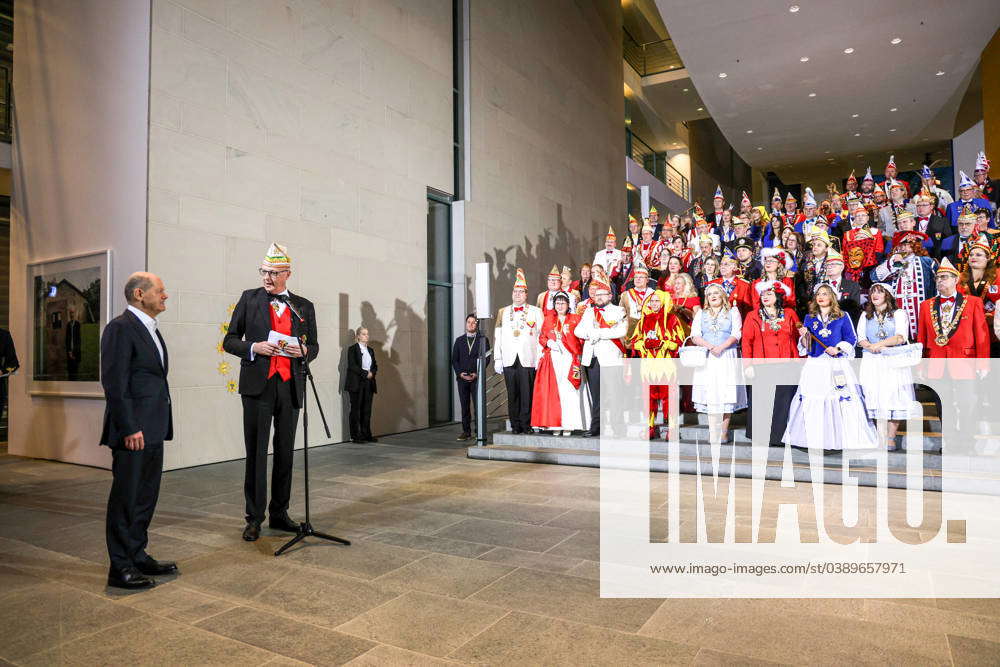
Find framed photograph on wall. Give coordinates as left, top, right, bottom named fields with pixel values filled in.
left=26, top=250, right=112, bottom=397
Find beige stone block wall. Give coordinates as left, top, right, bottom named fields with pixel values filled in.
left=464, top=0, right=624, bottom=309
left=149, top=0, right=452, bottom=470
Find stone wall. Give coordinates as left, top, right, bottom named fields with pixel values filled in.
left=148, top=0, right=453, bottom=469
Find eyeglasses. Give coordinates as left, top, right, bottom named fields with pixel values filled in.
left=259, top=269, right=289, bottom=279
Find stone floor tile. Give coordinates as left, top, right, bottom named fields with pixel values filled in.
left=434, top=518, right=575, bottom=552
left=375, top=553, right=515, bottom=598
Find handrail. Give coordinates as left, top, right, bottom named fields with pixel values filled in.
left=623, top=28, right=683, bottom=77
left=626, top=128, right=690, bottom=201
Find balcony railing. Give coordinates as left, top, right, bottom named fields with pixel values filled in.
left=626, top=128, right=690, bottom=201
left=623, top=28, right=683, bottom=77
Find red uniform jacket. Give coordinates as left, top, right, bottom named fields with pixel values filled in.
left=706, top=277, right=754, bottom=318
left=741, top=308, right=802, bottom=360
left=916, top=293, right=989, bottom=379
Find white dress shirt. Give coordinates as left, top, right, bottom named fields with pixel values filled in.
left=249, top=289, right=290, bottom=360
left=359, top=343, right=372, bottom=371
left=127, top=305, right=164, bottom=367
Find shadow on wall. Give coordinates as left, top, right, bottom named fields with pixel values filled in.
left=476, top=203, right=601, bottom=315
left=337, top=293, right=420, bottom=439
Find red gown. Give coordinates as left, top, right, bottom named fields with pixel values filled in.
left=916, top=293, right=989, bottom=379
left=705, top=277, right=754, bottom=318
left=750, top=276, right=797, bottom=310
left=530, top=312, right=583, bottom=428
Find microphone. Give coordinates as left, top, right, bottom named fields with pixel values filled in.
left=285, top=299, right=305, bottom=323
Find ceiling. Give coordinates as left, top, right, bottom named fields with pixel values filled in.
left=654, top=0, right=1000, bottom=178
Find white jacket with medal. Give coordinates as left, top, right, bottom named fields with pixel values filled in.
left=493, top=303, right=543, bottom=373
left=574, top=303, right=627, bottom=366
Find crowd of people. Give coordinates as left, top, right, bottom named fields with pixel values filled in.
left=489, top=152, right=1000, bottom=450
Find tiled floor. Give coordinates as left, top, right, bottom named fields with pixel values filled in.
left=1, top=428, right=999, bottom=665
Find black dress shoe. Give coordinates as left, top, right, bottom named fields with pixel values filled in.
left=108, top=567, right=155, bottom=590
left=268, top=513, right=300, bottom=533
left=242, top=521, right=261, bottom=541
left=351, top=438, right=364, bottom=444
left=136, top=558, right=178, bottom=576
left=456, top=433, right=471, bottom=441
left=581, top=430, right=600, bottom=438
left=366, top=436, right=378, bottom=443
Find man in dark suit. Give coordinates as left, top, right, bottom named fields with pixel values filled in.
left=451, top=314, right=490, bottom=441
left=0, top=328, right=19, bottom=435
left=100, top=272, right=174, bottom=590
left=912, top=194, right=951, bottom=258
left=820, top=252, right=863, bottom=325
left=65, top=307, right=82, bottom=380
left=223, top=243, right=318, bottom=542
left=345, top=327, right=378, bottom=443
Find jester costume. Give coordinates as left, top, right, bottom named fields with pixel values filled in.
left=628, top=291, right=686, bottom=439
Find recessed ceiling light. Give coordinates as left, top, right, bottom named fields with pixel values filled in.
left=890, top=37, right=902, bottom=45
left=857, top=154, right=864, bottom=158
left=844, top=47, right=854, bottom=54
left=808, top=92, right=817, bottom=97
left=889, top=128, right=896, bottom=132
left=800, top=56, right=810, bottom=62
left=851, top=113, right=859, bottom=118
left=746, top=130, right=754, bottom=134
left=682, top=88, right=689, bottom=91
left=908, top=162, right=914, bottom=165
left=824, top=150, right=831, bottom=154
left=789, top=5, right=800, bottom=12
left=854, top=133, right=860, bottom=137
left=718, top=72, right=727, bottom=78
left=935, top=70, right=945, bottom=76
left=696, top=107, right=703, bottom=111
left=757, top=147, right=763, bottom=150
left=890, top=107, right=898, bottom=112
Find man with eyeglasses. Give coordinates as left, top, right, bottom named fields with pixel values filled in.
left=223, top=243, right=318, bottom=542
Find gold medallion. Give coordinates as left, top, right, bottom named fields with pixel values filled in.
left=935, top=334, right=948, bottom=346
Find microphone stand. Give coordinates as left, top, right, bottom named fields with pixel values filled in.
left=275, top=299, right=350, bottom=557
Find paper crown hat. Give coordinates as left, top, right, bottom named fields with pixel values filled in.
left=714, top=185, right=724, bottom=199
left=976, top=151, right=991, bottom=173
left=920, top=164, right=934, bottom=180
left=605, top=225, right=617, bottom=241
left=513, top=268, right=528, bottom=290
left=825, top=248, right=844, bottom=264
left=803, top=187, right=817, bottom=207
left=862, top=166, right=874, bottom=183
left=886, top=155, right=896, bottom=170
left=895, top=209, right=915, bottom=221
left=846, top=170, right=858, bottom=186
left=262, top=242, right=291, bottom=270
left=959, top=170, right=976, bottom=189
left=547, top=264, right=560, bottom=280
left=957, top=204, right=979, bottom=223
left=561, top=265, right=572, bottom=281
left=772, top=187, right=782, bottom=201
left=741, top=191, right=751, bottom=208
left=590, top=275, right=612, bottom=293
left=649, top=205, right=658, bottom=214
left=937, top=257, right=960, bottom=277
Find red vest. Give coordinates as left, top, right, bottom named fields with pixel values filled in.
left=268, top=305, right=292, bottom=382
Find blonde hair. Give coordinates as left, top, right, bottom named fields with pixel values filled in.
left=808, top=285, right=844, bottom=318
left=702, top=283, right=733, bottom=312
left=674, top=272, right=697, bottom=298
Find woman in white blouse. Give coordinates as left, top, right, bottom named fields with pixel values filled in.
left=856, top=283, right=914, bottom=451
left=690, top=283, right=747, bottom=443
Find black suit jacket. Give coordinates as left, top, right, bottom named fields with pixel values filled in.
left=0, top=328, right=18, bottom=373
left=223, top=288, right=319, bottom=407
left=100, top=310, right=172, bottom=448
left=451, top=333, right=490, bottom=377
left=919, top=214, right=951, bottom=258
left=345, top=343, right=377, bottom=393
left=834, top=279, right=863, bottom=324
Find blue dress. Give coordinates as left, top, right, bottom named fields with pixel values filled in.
left=782, top=313, right=878, bottom=450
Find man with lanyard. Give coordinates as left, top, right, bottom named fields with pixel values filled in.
left=919, top=164, right=953, bottom=214
left=973, top=151, right=999, bottom=212
left=710, top=185, right=726, bottom=227
left=574, top=276, right=626, bottom=437
left=619, top=261, right=659, bottom=351
left=917, top=258, right=990, bottom=430
left=592, top=226, right=623, bottom=273
left=494, top=269, right=542, bottom=435
left=947, top=171, right=993, bottom=228
left=871, top=229, right=938, bottom=340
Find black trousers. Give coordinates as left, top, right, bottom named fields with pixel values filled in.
left=106, top=441, right=163, bottom=572
left=241, top=375, right=298, bottom=524
left=349, top=378, right=375, bottom=440
left=585, top=359, right=601, bottom=433
left=503, top=359, right=535, bottom=432
left=457, top=377, right=475, bottom=434
left=745, top=385, right=798, bottom=445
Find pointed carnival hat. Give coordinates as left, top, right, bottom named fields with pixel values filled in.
left=975, top=151, right=990, bottom=174
left=920, top=164, right=934, bottom=180
left=886, top=155, right=896, bottom=171
left=641, top=218, right=654, bottom=234
left=513, top=267, right=528, bottom=290
left=262, top=242, right=291, bottom=270
left=605, top=225, right=617, bottom=242
left=590, top=274, right=612, bottom=294
left=825, top=248, right=844, bottom=265
left=862, top=166, right=874, bottom=183
left=803, top=187, right=817, bottom=208
left=547, top=264, right=560, bottom=280
left=771, top=187, right=782, bottom=202
left=741, top=191, right=751, bottom=208
left=633, top=259, right=649, bottom=276
left=649, top=205, right=659, bottom=215
left=714, top=184, right=724, bottom=200
left=561, top=265, right=572, bottom=283
left=785, top=191, right=797, bottom=203
left=968, top=238, right=993, bottom=257
left=628, top=214, right=639, bottom=227
left=937, top=257, right=960, bottom=277
left=959, top=171, right=976, bottom=189
left=846, top=170, right=858, bottom=187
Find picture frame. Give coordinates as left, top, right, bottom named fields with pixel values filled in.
left=26, top=250, right=112, bottom=398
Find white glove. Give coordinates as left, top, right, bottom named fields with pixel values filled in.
left=494, top=360, right=503, bottom=375
left=547, top=340, right=560, bottom=352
